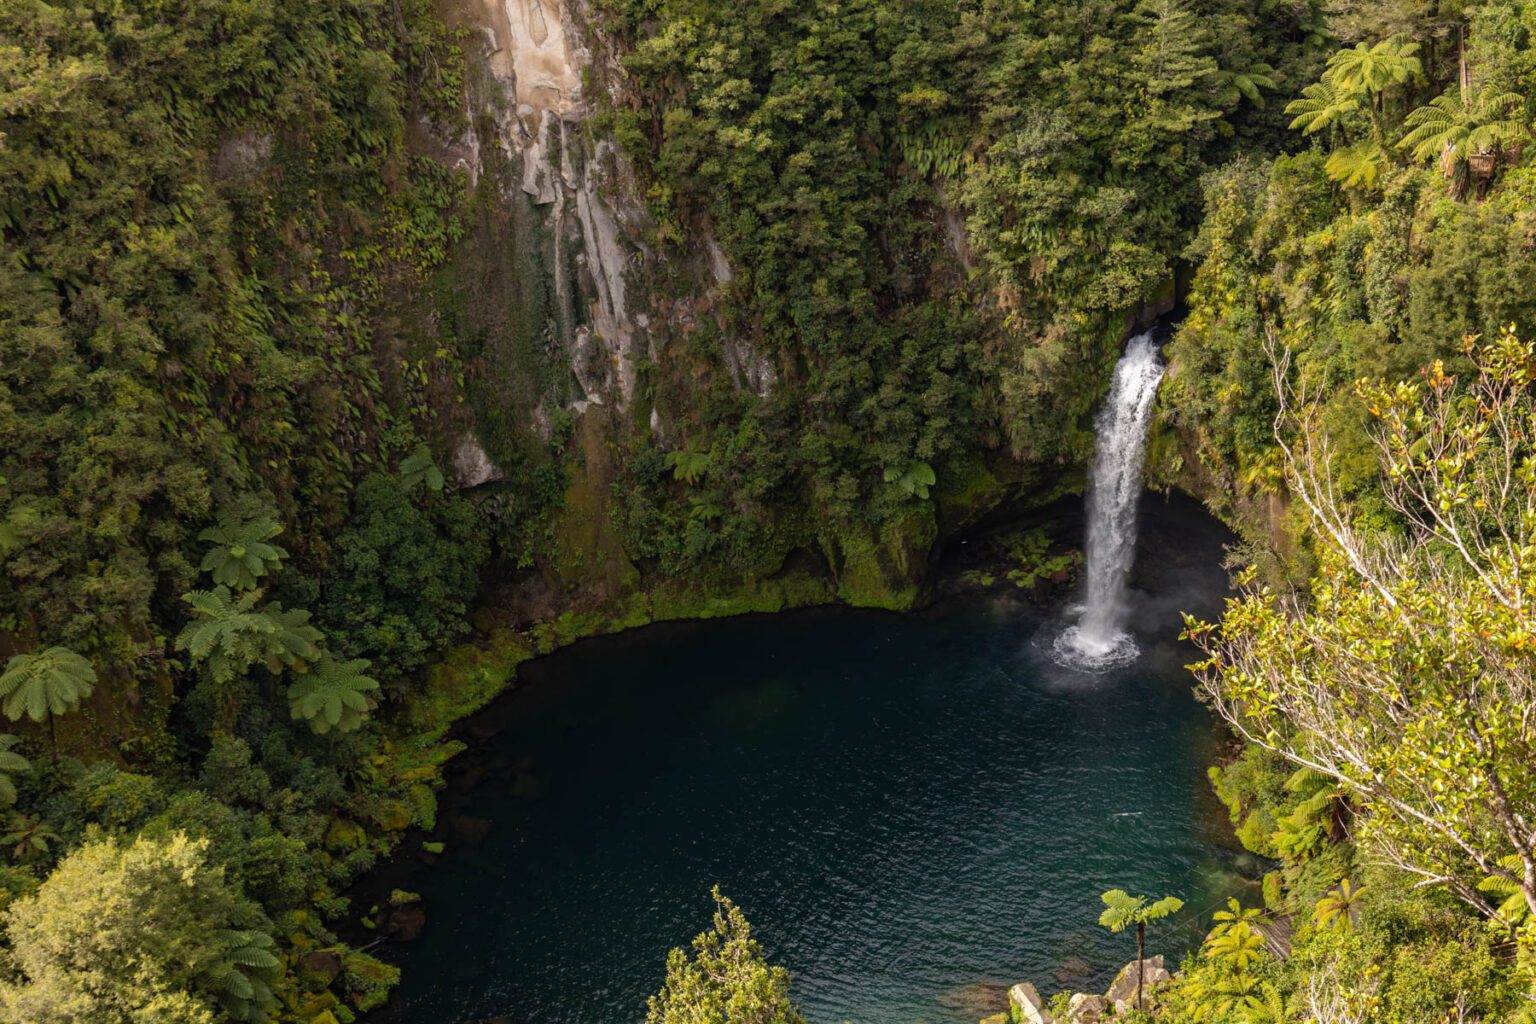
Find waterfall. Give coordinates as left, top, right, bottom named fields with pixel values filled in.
left=1053, top=330, right=1165, bottom=671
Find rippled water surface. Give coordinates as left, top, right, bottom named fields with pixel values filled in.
left=387, top=495, right=1244, bottom=1024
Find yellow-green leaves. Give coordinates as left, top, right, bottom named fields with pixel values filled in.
left=1189, top=329, right=1536, bottom=924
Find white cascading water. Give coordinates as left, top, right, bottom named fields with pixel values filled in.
left=1053, top=330, right=1165, bottom=671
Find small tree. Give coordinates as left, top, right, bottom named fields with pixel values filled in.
left=0, top=832, right=278, bottom=1023
left=647, top=886, right=806, bottom=1024
left=0, top=647, right=95, bottom=755
left=1098, top=889, right=1184, bottom=1010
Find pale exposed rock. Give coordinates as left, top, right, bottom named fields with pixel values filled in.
left=1104, top=956, right=1170, bottom=1014
left=1063, top=992, right=1104, bottom=1024
left=476, top=0, right=583, bottom=115
left=453, top=434, right=505, bottom=489
left=707, top=236, right=735, bottom=284
left=722, top=334, right=776, bottom=399
left=214, top=131, right=272, bottom=183
left=463, top=0, right=654, bottom=412
left=1009, top=981, right=1053, bottom=1024
left=520, top=110, right=561, bottom=204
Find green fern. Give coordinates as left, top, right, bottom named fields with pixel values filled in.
left=1314, top=878, right=1364, bottom=931
left=0, top=647, right=95, bottom=724
left=1203, top=919, right=1266, bottom=971
left=176, top=587, right=323, bottom=685
left=400, top=446, right=445, bottom=493
left=884, top=460, right=937, bottom=500
left=665, top=449, right=712, bottom=486
left=0, top=736, right=30, bottom=806
left=1399, top=86, right=1528, bottom=191
left=1325, top=38, right=1421, bottom=95
left=1286, top=79, right=1358, bottom=135
left=197, top=514, right=288, bottom=590
left=198, top=929, right=280, bottom=1022
left=288, top=656, right=381, bottom=734
left=1324, top=141, right=1391, bottom=189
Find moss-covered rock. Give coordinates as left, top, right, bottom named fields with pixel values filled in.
left=823, top=506, right=938, bottom=611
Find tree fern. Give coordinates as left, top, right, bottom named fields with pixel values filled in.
left=884, top=460, right=936, bottom=500
left=1399, top=87, right=1528, bottom=190
left=1325, top=38, right=1421, bottom=96
left=400, top=445, right=445, bottom=493
left=0, top=736, right=30, bottom=806
left=288, top=656, right=381, bottom=734
left=1286, top=79, right=1358, bottom=135
left=1324, top=141, right=1391, bottom=189
left=176, top=587, right=323, bottom=685
left=0, top=647, right=95, bottom=724
left=1314, top=878, right=1364, bottom=931
left=1207, top=897, right=1262, bottom=942
left=1214, top=62, right=1278, bottom=108
left=664, top=448, right=712, bottom=486
left=1477, top=855, right=1531, bottom=931
left=1204, top=919, right=1266, bottom=970
left=197, top=515, right=287, bottom=590
left=197, top=929, right=280, bottom=1022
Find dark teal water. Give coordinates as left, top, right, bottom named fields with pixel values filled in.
left=386, top=495, right=1245, bottom=1024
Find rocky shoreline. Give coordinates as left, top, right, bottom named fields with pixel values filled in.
left=988, top=956, right=1173, bottom=1024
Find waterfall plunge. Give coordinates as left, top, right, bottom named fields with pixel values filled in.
left=1053, top=331, right=1165, bottom=671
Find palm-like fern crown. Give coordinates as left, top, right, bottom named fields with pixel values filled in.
left=1476, top=857, right=1530, bottom=927
left=1286, top=38, right=1422, bottom=143
left=1286, top=79, right=1359, bottom=134
left=1098, top=889, right=1185, bottom=931
left=1325, top=38, right=1422, bottom=95
left=288, top=656, right=381, bottom=734
left=1400, top=87, right=1529, bottom=164
left=0, top=735, right=30, bottom=806
left=198, top=515, right=287, bottom=591
left=0, top=647, right=96, bottom=723
left=197, top=929, right=281, bottom=1022
left=399, top=446, right=445, bottom=493
left=1217, top=62, right=1278, bottom=108
left=176, top=587, right=323, bottom=684
left=1324, top=141, right=1391, bottom=189
left=1203, top=917, right=1265, bottom=969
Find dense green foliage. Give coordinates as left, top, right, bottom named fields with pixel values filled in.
left=0, top=832, right=279, bottom=1024
left=9, top=0, right=1536, bottom=1018
left=1140, top=3, right=1536, bottom=1018
left=0, top=1, right=484, bottom=1019
left=601, top=0, right=1319, bottom=580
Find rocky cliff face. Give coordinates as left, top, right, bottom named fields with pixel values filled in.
left=416, top=0, right=995, bottom=617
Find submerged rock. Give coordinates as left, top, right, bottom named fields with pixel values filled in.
left=1009, top=981, right=1053, bottom=1024
left=382, top=901, right=428, bottom=942
left=449, top=813, right=493, bottom=844
left=1104, top=956, right=1170, bottom=1013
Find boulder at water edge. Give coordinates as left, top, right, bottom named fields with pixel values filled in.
left=1063, top=992, right=1105, bottom=1024
left=1104, top=956, right=1170, bottom=1014
left=1009, top=981, right=1053, bottom=1024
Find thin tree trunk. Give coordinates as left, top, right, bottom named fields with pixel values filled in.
left=1136, top=921, right=1145, bottom=1010
left=1459, top=25, right=1470, bottom=100
left=48, top=712, right=56, bottom=763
